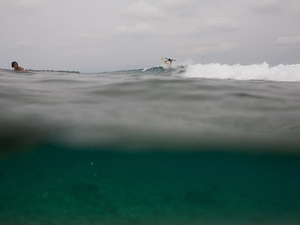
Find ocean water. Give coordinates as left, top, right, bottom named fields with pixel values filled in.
left=1, top=63, right=300, bottom=224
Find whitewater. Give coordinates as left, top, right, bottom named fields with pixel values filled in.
left=184, top=62, right=300, bottom=82
left=1, top=62, right=300, bottom=225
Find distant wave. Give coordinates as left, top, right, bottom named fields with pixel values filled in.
left=184, top=62, right=300, bottom=82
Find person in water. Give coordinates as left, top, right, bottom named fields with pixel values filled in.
left=11, top=61, right=25, bottom=71
left=165, top=58, right=176, bottom=66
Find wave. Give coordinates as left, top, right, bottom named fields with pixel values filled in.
left=114, top=62, right=300, bottom=82
left=3, top=62, right=300, bottom=83
left=99, top=65, right=186, bottom=78
left=184, top=62, right=300, bottom=82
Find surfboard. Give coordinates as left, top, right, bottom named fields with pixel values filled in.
left=161, top=57, right=170, bottom=66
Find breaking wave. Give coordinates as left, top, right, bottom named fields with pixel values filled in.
left=183, top=62, right=300, bottom=82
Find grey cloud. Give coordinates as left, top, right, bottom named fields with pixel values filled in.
left=205, top=17, right=240, bottom=31
left=284, top=1, right=300, bottom=17
left=243, top=0, right=280, bottom=14
left=1, top=0, right=300, bottom=71
left=9, top=40, right=33, bottom=49
left=122, top=1, right=163, bottom=19
left=71, top=33, right=109, bottom=40
left=114, top=23, right=158, bottom=38
left=14, top=0, right=41, bottom=13
left=161, top=0, right=198, bottom=17
left=163, top=16, right=240, bottom=37
left=276, top=35, right=300, bottom=46
left=178, top=42, right=238, bottom=56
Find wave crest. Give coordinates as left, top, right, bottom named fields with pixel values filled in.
left=184, top=62, right=300, bottom=82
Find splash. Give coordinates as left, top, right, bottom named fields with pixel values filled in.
left=184, top=62, right=300, bottom=82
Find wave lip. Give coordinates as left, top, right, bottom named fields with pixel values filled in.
left=184, top=62, right=300, bottom=82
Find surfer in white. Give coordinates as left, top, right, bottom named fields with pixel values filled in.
left=11, top=61, right=25, bottom=72
left=165, top=58, right=176, bottom=66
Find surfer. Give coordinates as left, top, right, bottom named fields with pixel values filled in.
left=11, top=61, right=25, bottom=72
left=165, top=58, right=176, bottom=66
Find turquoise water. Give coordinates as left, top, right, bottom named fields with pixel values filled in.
left=1, top=65, right=300, bottom=224
left=1, top=146, right=300, bottom=225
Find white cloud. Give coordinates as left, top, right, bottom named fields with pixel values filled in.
left=205, top=17, right=240, bottom=31
left=122, top=1, right=162, bottom=19
left=114, top=23, right=158, bottom=38
left=276, top=35, right=300, bottom=46
left=178, top=42, right=238, bottom=56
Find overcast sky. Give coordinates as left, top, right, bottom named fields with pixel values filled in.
left=1, top=0, right=300, bottom=72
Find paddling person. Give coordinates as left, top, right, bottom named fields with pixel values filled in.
left=11, top=61, right=25, bottom=72
left=165, top=57, right=176, bottom=66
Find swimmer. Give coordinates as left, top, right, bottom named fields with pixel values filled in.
left=11, top=61, right=25, bottom=72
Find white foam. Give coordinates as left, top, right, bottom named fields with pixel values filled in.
left=184, top=62, right=300, bottom=82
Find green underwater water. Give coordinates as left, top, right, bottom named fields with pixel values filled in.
left=1, top=146, right=300, bottom=225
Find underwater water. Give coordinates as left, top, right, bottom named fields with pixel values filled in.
left=1, top=63, right=300, bottom=224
